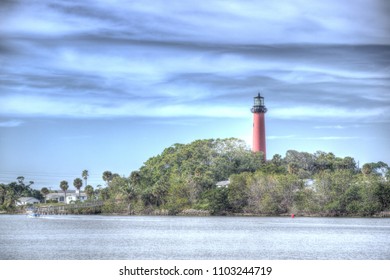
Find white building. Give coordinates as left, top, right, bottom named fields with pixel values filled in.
left=216, top=180, right=230, bottom=188
left=46, top=190, right=88, bottom=204
left=66, top=192, right=88, bottom=204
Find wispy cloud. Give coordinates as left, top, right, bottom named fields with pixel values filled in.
left=301, top=136, right=359, bottom=141
left=0, top=94, right=247, bottom=119
left=2, top=0, right=388, bottom=44
left=268, top=135, right=359, bottom=141
left=0, top=120, right=24, bottom=127
left=1, top=0, right=389, bottom=123
left=313, top=125, right=345, bottom=129
left=267, top=135, right=296, bottom=140
left=270, top=105, right=390, bottom=122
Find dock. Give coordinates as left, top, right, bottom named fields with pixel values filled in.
left=34, top=200, right=104, bottom=215
left=378, top=211, right=390, bottom=217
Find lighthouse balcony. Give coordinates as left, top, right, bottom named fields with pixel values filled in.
left=251, top=106, right=267, bottom=113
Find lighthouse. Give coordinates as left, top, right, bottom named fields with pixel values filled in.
left=251, top=93, right=267, bottom=159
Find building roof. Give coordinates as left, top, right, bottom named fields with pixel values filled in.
left=47, top=192, right=87, bottom=198
left=216, top=180, right=230, bottom=187
left=17, top=197, right=40, bottom=203
left=50, top=190, right=82, bottom=193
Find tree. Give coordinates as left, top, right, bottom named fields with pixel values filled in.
left=374, top=181, right=390, bottom=211
left=84, top=185, right=94, bottom=200
left=73, top=178, right=83, bottom=200
left=335, top=157, right=357, bottom=172
left=67, top=139, right=389, bottom=216
left=60, top=180, right=69, bottom=203
left=40, top=187, right=50, bottom=203
left=16, top=176, right=34, bottom=188
left=165, top=174, right=192, bottom=215
left=17, top=176, right=25, bottom=184
left=370, top=161, right=389, bottom=176
left=355, top=174, right=382, bottom=215
left=82, top=170, right=89, bottom=188
left=206, top=187, right=230, bottom=215
left=246, top=172, right=297, bottom=215
left=314, top=170, right=355, bottom=215
left=227, top=173, right=251, bottom=213
left=130, top=171, right=141, bottom=187
left=0, top=184, right=6, bottom=207
left=362, top=163, right=373, bottom=175
left=276, top=174, right=301, bottom=213
left=98, top=187, right=109, bottom=201
left=136, top=138, right=265, bottom=210
left=271, top=154, right=283, bottom=166
left=14, top=176, right=34, bottom=196
left=102, top=171, right=113, bottom=187
left=111, top=176, right=137, bottom=214
left=314, top=151, right=336, bottom=172
left=288, top=163, right=299, bottom=175
left=4, top=188, right=18, bottom=209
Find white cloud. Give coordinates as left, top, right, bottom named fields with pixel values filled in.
left=270, top=106, right=389, bottom=121
left=301, top=136, right=359, bottom=140
left=267, top=135, right=359, bottom=141
left=0, top=94, right=246, bottom=119
left=2, top=0, right=388, bottom=44
left=267, top=135, right=296, bottom=140
left=0, top=120, right=24, bottom=127
left=1, top=0, right=389, bottom=124
left=314, top=125, right=345, bottom=129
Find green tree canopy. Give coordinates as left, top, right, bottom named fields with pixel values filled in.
left=60, top=180, right=69, bottom=202
left=73, top=178, right=83, bottom=199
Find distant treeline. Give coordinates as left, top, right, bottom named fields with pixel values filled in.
left=1, top=138, right=389, bottom=216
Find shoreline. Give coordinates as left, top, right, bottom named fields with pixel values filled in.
left=3, top=210, right=389, bottom=218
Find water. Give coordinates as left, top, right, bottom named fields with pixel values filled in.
left=0, top=215, right=389, bottom=260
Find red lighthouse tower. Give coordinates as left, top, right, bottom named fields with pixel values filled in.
left=251, top=93, right=267, bottom=159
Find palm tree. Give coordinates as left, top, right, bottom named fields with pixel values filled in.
left=121, top=183, right=136, bottom=214
left=40, top=187, right=50, bottom=203
left=60, top=180, right=69, bottom=204
left=102, top=171, right=113, bottom=187
left=73, top=178, right=83, bottom=200
left=84, top=185, right=94, bottom=200
left=82, top=170, right=89, bottom=188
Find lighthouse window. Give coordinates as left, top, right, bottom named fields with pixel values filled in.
left=254, top=97, right=264, bottom=106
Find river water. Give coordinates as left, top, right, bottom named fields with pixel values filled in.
left=0, top=215, right=389, bottom=260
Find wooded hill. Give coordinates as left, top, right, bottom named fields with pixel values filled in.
left=2, top=138, right=389, bottom=216
left=100, top=138, right=390, bottom=216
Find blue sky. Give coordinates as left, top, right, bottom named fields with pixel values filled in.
left=1, top=0, right=389, bottom=189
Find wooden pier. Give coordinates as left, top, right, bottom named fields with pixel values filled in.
left=378, top=211, right=390, bottom=217
left=35, top=200, right=104, bottom=215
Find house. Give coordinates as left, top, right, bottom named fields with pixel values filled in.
left=216, top=180, right=230, bottom=188
left=66, top=192, right=88, bottom=204
left=16, top=197, right=40, bottom=206
left=46, top=190, right=88, bottom=204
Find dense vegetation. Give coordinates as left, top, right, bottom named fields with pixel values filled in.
left=0, top=177, right=42, bottom=212
left=1, top=138, right=389, bottom=216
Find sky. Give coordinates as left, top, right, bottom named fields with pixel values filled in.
left=1, top=0, right=389, bottom=190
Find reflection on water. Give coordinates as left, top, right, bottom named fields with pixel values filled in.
left=0, top=215, right=389, bottom=260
